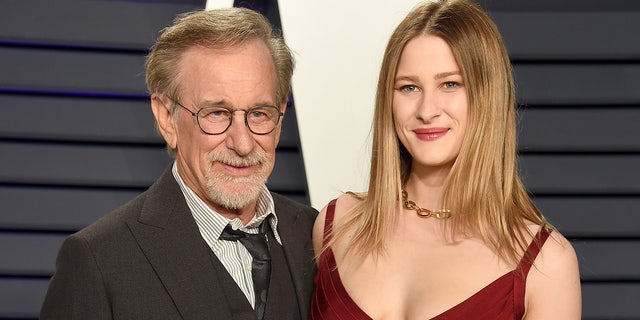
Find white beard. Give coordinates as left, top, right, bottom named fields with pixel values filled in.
left=204, top=148, right=271, bottom=209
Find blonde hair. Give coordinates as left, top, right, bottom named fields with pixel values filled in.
left=332, top=0, right=549, bottom=266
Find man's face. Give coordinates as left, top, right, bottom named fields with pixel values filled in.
left=155, top=39, right=284, bottom=217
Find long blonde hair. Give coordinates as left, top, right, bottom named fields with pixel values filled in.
left=331, top=0, right=549, bottom=266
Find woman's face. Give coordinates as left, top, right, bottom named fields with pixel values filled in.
left=393, top=34, right=468, bottom=172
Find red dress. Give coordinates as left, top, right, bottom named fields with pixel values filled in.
left=311, top=199, right=551, bottom=320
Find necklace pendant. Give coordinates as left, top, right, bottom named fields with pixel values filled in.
left=401, top=189, right=451, bottom=220
left=416, top=208, right=433, bottom=218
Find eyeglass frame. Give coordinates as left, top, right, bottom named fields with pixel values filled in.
left=169, top=98, right=284, bottom=135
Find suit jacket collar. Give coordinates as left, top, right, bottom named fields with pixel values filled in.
left=127, top=168, right=312, bottom=319
left=127, top=168, right=233, bottom=319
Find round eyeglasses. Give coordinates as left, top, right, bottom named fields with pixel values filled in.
left=172, top=99, right=283, bottom=135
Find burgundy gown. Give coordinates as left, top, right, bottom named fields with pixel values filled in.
left=311, top=199, right=551, bottom=320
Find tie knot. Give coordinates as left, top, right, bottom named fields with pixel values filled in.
left=220, top=223, right=270, bottom=262
left=219, top=225, right=251, bottom=240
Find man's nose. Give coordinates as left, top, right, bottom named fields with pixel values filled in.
left=224, top=111, right=256, bottom=156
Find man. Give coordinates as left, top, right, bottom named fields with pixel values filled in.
left=40, top=8, right=317, bottom=320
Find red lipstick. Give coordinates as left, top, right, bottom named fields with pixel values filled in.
left=413, top=127, right=449, bottom=141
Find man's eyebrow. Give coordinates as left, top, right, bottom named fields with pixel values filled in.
left=199, top=99, right=278, bottom=108
left=197, top=99, right=227, bottom=107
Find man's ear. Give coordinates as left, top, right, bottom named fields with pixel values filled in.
left=150, top=94, right=178, bottom=150
left=274, top=101, right=288, bottom=145
left=279, top=101, right=288, bottom=115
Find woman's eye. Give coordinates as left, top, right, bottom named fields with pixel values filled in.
left=399, top=85, right=420, bottom=92
left=443, top=81, right=458, bottom=89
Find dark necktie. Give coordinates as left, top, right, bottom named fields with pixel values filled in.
left=219, top=221, right=271, bottom=320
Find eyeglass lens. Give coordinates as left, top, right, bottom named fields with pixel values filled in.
left=197, top=106, right=281, bottom=135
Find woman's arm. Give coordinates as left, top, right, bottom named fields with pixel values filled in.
left=524, top=231, right=582, bottom=319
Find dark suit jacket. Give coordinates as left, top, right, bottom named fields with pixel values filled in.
left=40, top=168, right=318, bottom=320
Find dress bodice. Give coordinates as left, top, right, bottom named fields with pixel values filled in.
left=310, top=199, right=551, bottom=320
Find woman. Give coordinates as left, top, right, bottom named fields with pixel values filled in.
left=310, top=0, right=581, bottom=319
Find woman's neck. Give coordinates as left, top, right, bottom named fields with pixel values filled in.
left=404, top=164, right=451, bottom=209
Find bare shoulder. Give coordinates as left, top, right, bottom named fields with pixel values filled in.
left=311, top=193, right=361, bottom=257
left=524, top=225, right=581, bottom=319
left=542, top=228, right=577, bottom=263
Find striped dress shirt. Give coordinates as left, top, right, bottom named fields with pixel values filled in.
left=171, top=163, right=281, bottom=308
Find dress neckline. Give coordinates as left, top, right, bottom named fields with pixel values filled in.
left=323, top=247, right=519, bottom=319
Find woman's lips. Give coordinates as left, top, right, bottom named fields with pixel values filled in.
left=413, top=127, right=449, bottom=141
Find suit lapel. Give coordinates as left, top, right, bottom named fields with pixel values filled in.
left=127, top=169, right=234, bottom=320
left=273, top=195, right=315, bottom=319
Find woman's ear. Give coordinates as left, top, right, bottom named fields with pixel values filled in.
left=150, top=94, right=178, bottom=150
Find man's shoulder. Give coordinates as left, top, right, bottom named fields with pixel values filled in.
left=272, top=192, right=318, bottom=215
left=71, top=190, right=149, bottom=242
left=271, top=193, right=318, bottom=229
left=74, top=168, right=178, bottom=242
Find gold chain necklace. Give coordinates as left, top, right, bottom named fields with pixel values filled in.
left=402, top=190, right=452, bottom=219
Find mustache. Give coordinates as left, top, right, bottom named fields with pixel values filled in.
left=207, top=150, right=267, bottom=167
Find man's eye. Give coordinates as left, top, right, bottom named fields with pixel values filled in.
left=201, top=108, right=230, bottom=120
left=249, top=110, right=268, bottom=119
left=210, top=110, right=228, bottom=116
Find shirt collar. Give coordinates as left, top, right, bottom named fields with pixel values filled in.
left=171, top=162, right=281, bottom=245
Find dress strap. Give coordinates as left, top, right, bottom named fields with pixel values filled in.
left=514, top=227, right=552, bottom=317
left=520, top=228, right=552, bottom=275
left=322, top=199, right=338, bottom=247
